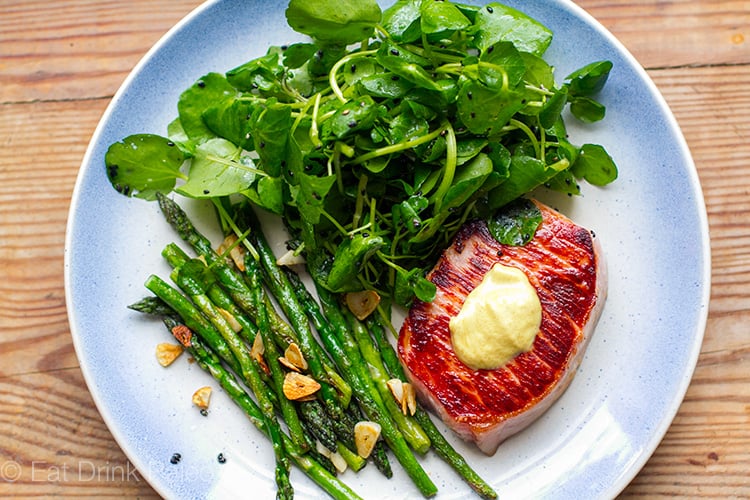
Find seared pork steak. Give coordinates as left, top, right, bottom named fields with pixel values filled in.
left=398, top=200, right=606, bottom=455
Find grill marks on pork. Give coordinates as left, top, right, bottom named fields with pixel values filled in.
left=398, top=201, right=604, bottom=454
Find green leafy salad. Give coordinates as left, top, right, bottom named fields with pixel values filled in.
left=106, top=0, right=617, bottom=309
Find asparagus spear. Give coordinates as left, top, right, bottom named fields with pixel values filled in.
left=158, top=314, right=363, bottom=500
left=368, top=312, right=498, bottom=500
left=238, top=205, right=351, bottom=419
left=344, top=309, right=431, bottom=455
left=156, top=193, right=350, bottom=401
left=316, top=286, right=438, bottom=498
left=284, top=267, right=393, bottom=478
left=142, top=275, right=293, bottom=498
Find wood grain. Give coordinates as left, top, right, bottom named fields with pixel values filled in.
left=1, top=0, right=748, bottom=497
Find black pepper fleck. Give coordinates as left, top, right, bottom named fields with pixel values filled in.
left=487, top=6, right=494, bottom=13
left=217, top=453, right=226, bottom=464
left=197, top=80, right=206, bottom=88
left=170, top=453, right=181, bottom=464
left=390, top=48, right=400, bottom=56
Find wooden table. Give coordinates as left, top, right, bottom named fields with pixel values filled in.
left=1, top=0, right=748, bottom=497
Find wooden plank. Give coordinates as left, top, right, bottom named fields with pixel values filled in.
left=0, top=0, right=204, bottom=102
left=578, top=0, right=750, bottom=68
left=0, top=99, right=106, bottom=377
left=0, top=368, right=159, bottom=497
left=1, top=0, right=748, bottom=104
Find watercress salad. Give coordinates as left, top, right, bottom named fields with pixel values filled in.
left=105, top=0, right=617, bottom=308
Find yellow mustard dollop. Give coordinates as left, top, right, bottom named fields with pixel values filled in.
left=449, top=263, right=542, bottom=370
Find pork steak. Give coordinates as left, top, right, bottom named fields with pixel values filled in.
left=398, top=200, right=606, bottom=455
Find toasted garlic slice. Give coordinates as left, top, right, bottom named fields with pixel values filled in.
left=170, top=325, right=193, bottom=347
left=403, top=382, right=417, bottom=416
left=276, top=249, right=306, bottom=267
left=284, top=343, right=308, bottom=371
left=345, top=290, right=381, bottom=320
left=387, top=378, right=417, bottom=415
left=283, top=372, right=321, bottom=401
left=315, top=441, right=348, bottom=474
left=354, top=421, right=381, bottom=458
left=251, top=334, right=270, bottom=375
left=387, top=378, right=404, bottom=405
left=278, top=356, right=300, bottom=372
left=218, top=234, right=246, bottom=271
left=217, top=307, right=242, bottom=333
left=156, top=343, right=183, bottom=367
left=192, top=386, right=212, bottom=410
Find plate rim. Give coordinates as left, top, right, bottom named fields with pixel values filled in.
left=63, top=0, right=712, bottom=497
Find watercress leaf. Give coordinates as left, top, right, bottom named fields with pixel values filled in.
left=243, top=175, right=284, bottom=215
left=389, top=107, right=430, bottom=145
left=307, top=45, right=348, bottom=77
left=344, top=58, right=378, bottom=87
left=282, top=43, right=318, bottom=69
left=105, top=134, right=186, bottom=200
left=456, top=78, right=525, bottom=135
left=471, top=3, right=553, bottom=56
left=394, top=267, right=435, bottom=307
left=326, top=234, right=385, bottom=292
left=440, top=152, right=494, bottom=210
left=177, top=73, right=237, bottom=142
left=285, top=0, right=382, bottom=46
left=248, top=103, right=293, bottom=177
left=393, top=194, right=429, bottom=233
left=166, top=118, right=196, bottom=156
left=358, top=72, right=415, bottom=98
left=413, top=275, right=437, bottom=302
left=176, top=138, right=257, bottom=198
left=538, top=86, right=568, bottom=129
left=321, top=95, right=382, bottom=140
left=419, top=0, right=471, bottom=35
left=521, top=52, right=555, bottom=90
left=226, top=50, right=285, bottom=96
left=294, top=173, right=337, bottom=225
left=479, top=41, right=526, bottom=89
left=487, top=197, right=542, bottom=246
left=545, top=168, right=581, bottom=196
left=566, top=60, right=613, bottom=97
left=485, top=142, right=512, bottom=179
left=201, top=98, right=255, bottom=150
left=569, top=96, right=606, bottom=123
left=456, top=138, right=489, bottom=166
left=487, top=154, right=567, bottom=209
left=382, top=0, right=422, bottom=43
left=377, top=42, right=442, bottom=91
left=571, top=143, right=618, bottom=186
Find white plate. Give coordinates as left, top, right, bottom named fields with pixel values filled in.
left=65, top=0, right=710, bottom=498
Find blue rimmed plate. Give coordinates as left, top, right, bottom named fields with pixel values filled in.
left=65, top=0, right=710, bottom=497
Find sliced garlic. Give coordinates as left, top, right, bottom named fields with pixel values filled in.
left=345, top=290, right=381, bottom=320
left=403, top=382, right=417, bottom=416
left=283, top=372, right=321, bottom=401
left=251, top=334, right=270, bottom=375
left=284, top=343, right=308, bottom=371
left=276, top=249, right=306, bottom=267
left=156, top=342, right=183, bottom=367
left=192, top=386, right=212, bottom=410
left=170, top=325, right=193, bottom=348
left=387, top=378, right=417, bottom=415
left=217, top=307, right=243, bottom=333
left=354, top=421, right=381, bottom=458
left=218, top=234, right=246, bottom=271
left=387, top=378, right=404, bottom=405
left=315, top=441, right=348, bottom=474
